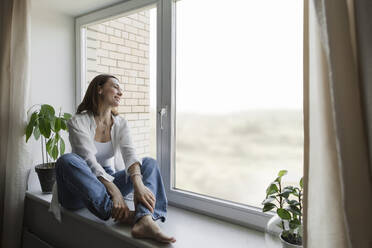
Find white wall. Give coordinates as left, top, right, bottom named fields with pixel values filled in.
left=28, top=0, right=76, bottom=165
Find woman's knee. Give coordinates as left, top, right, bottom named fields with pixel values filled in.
left=141, top=157, right=159, bottom=172
left=56, top=153, right=85, bottom=171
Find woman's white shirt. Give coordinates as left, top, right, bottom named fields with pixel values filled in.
left=49, top=111, right=141, bottom=222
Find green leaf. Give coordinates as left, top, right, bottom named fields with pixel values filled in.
left=277, top=208, right=291, bottom=220
left=61, top=120, right=67, bottom=130
left=39, top=118, right=51, bottom=138
left=286, top=199, right=300, bottom=206
left=33, top=126, right=41, bottom=140
left=30, top=112, right=38, bottom=126
left=262, top=196, right=276, bottom=205
left=287, top=205, right=302, bottom=216
left=40, top=104, right=55, bottom=118
left=52, top=145, right=58, bottom=160
left=289, top=219, right=301, bottom=229
left=266, top=183, right=279, bottom=196
left=300, top=177, right=303, bottom=189
left=263, top=203, right=276, bottom=212
left=278, top=170, right=288, bottom=177
left=60, top=138, right=65, bottom=155
left=55, top=118, right=61, bottom=132
left=25, top=122, right=33, bottom=142
left=63, top=113, right=72, bottom=120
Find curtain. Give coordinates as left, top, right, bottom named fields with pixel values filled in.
left=304, top=0, right=372, bottom=247
left=0, top=0, right=31, bottom=247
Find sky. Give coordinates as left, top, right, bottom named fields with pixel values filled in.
left=149, top=0, right=303, bottom=113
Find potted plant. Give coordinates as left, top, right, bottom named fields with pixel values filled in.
left=262, top=170, right=303, bottom=247
left=25, top=104, right=71, bottom=193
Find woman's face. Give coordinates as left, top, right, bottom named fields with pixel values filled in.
left=98, top=78, right=123, bottom=107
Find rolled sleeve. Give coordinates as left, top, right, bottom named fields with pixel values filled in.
left=118, top=119, right=141, bottom=173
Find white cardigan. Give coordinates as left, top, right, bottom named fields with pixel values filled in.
left=49, top=111, right=141, bottom=222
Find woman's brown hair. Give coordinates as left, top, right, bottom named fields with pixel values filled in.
left=77, top=74, right=119, bottom=116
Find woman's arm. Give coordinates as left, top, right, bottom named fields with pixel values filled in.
left=128, top=162, right=156, bottom=212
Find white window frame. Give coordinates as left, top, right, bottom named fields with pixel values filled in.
left=75, top=0, right=305, bottom=231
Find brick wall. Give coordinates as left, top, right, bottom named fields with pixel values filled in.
left=85, top=11, right=151, bottom=159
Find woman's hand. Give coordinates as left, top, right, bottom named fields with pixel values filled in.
left=133, top=183, right=156, bottom=213
left=98, top=177, right=130, bottom=222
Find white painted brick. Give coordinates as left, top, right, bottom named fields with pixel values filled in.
left=125, top=40, right=138, bottom=49
left=125, top=70, right=138, bottom=77
left=136, top=147, right=145, bottom=154
left=138, top=14, right=149, bottom=24
left=138, top=86, right=149, bottom=92
left=101, top=42, right=116, bottom=51
left=135, top=35, right=145, bottom=43
left=96, top=32, right=109, bottom=42
left=121, top=76, right=129, bottom=84
left=86, top=39, right=99, bottom=49
left=129, top=33, right=136, bottom=41
left=86, top=59, right=97, bottom=71
left=131, top=127, right=139, bottom=134
left=132, top=63, right=145, bottom=71
left=144, top=133, right=150, bottom=139
left=144, top=92, right=150, bottom=99
left=132, top=20, right=145, bottom=29
left=144, top=106, right=150, bottom=112
left=125, top=25, right=138, bottom=35
left=91, top=24, right=106, bottom=32
left=144, top=120, right=150, bottom=126
left=145, top=51, right=149, bottom=58
left=110, top=67, right=124, bottom=75
left=117, top=45, right=131, bottom=54
left=127, top=121, right=135, bottom=128
left=117, top=17, right=131, bottom=25
left=134, top=120, right=145, bottom=127
left=132, top=92, right=145, bottom=98
left=118, top=61, right=131, bottom=69
left=139, top=113, right=150, bottom=120
left=138, top=29, right=149, bottom=38
left=125, top=54, right=138, bottom=63
left=144, top=79, right=150, bottom=85
left=124, top=113, right=138, bottom=120
left=132, top=49, right=145, bottom=57
left=138, top=44, right=149, bottom=52
left=145, top=24, right=150, bottom=31
left=114, top=29, right=122, bottom=37
left=144, top=36, right=150, bottom=45
left=87, top=72, right=98, bottom=82
left=128, top=77, right=136, bottom=84
left=86, top=48, right=96, bottom=60
left=139, top=127, right=149, bottom=133
left=138, top=57, right=149, bottom=65
left=139, top=99, right=150, bottom=106
left=118, top=106, right=131, bottom=113
left=100, top=57, right=116, bottom=66
left=122, top=31, right=129, bottom=39
left=110, top=36, right=124, bottom=45
left=97, top=65, right=109, bottom=73
left=132, top=106, right=145, bottom=112
left=129, top=13, right=138, bottom=20
left=97, top=49, right=108, bottom=57
left=136, top=78, right=145, bottom=85
left=109, top=51, right=124, bottom=60
left=106, top=26, right=114, bottom=35
left=86, top=29, right=97, bottom=39
left=125, top=99, right=138, bottom=106
left=122, top=91, right=132, bottom=98
left=125, top=84, right=138, bottom=91
left=133, top=134, right=145, bottom=141
left=138, top=71, right=149, bottom=78
left=109, top=21, right=124, bottom=30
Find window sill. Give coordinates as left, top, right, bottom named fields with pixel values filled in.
left=25, top=170, right=267, bottom=248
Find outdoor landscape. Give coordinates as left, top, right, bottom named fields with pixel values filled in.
left=148, top=109, right=304, bottom=208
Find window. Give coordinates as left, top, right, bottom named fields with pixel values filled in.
left=76, top=0, right=304, bottom=230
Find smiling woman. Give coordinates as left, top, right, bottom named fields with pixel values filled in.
left=49, top=74, right=176, bottom=243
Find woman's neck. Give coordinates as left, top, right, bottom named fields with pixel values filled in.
left=95, top=105, right=112, bottom=124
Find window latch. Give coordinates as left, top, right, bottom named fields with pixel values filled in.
left=159, top=106, right=167, bottom=130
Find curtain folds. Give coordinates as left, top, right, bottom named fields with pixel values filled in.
left=304, top=0, right=372, bottom=247
left=0, top=0, right=31, bottom=247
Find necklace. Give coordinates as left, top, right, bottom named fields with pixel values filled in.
left=96, top=117, right=111, bottom=136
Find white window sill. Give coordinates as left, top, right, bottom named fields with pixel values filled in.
left=25, top=170, right=268, bottom=248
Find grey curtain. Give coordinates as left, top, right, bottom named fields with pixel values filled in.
left=0, top=0, right=31, bottom=247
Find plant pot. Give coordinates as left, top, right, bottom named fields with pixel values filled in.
left=279, top=233, right=303, bottom=248
left=35, top=163, right=56, bottom=194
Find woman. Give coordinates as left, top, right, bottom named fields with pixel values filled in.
left=53, top=74, right=176, bottom=243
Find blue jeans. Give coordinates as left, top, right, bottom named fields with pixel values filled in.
left=55, top=153, right=167, bottom=223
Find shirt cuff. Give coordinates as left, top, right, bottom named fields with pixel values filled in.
left=96, top=170, right=115, bottom=182
left=125, top=158, right=141, bottom=173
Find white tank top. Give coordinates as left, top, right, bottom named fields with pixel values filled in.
left=94, top=140, right=115, bottom=168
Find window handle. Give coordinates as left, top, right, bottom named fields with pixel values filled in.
left=159, top=106, right=167, bottom=130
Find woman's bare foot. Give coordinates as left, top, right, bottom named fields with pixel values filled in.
left=131, top=215, right=176, bottom=243
left=118, top=211, right=136, bottom=225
